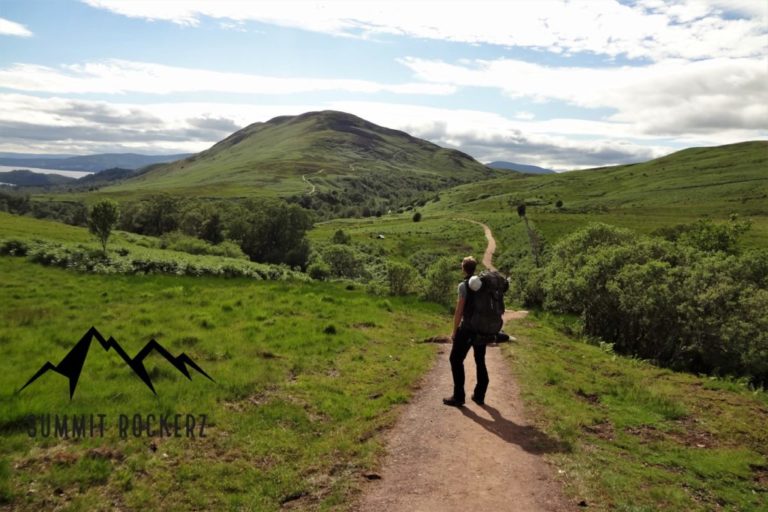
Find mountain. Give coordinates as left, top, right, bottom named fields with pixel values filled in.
left=105, top=111, right=500, bottom=198
left=0, top=169, right=77, bottom=187
left=487, top=161, right=556, bottom=174
left=18, top=326, right=213, bottom=399
left=0, top=153, right=191, bottom=173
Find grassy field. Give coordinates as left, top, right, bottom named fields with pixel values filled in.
left=504, top=312, right=768, bottom=512
left=0, top=257, right=448, bottom=511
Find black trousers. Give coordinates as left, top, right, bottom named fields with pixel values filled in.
left=449, top=325, right=489, bottom=401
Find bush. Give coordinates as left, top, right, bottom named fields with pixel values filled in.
left=322, top=244, right=367, bottom=279
left=412, top=212, right=422, bottom=222
left=307, top=261, right=331, bottom=281
left=536, top=222, right=768, bottom=387
left=421, top=256, right=459, bottom=307
left=159, top=231, right=248, bottom=259
left=387, top=261, right=416, bottom=295
left=0, top=238, right=307, bottom=282
left=331, top=229, right=351, bottom=245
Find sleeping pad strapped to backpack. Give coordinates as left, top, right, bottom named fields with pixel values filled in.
left=464, top=270, right=509, bottom=340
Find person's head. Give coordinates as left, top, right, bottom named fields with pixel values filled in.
left=461, top=256, right=477, bottom=277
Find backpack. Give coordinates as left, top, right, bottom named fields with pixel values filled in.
left=464, top=270, right=509, bottom=338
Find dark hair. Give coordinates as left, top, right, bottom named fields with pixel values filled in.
left=461, top=256, right=477, bottom=275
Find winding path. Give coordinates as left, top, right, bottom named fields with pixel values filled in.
left=357, top=221, right=572, bottom=512
left=301, top=169, right=324, bottom=195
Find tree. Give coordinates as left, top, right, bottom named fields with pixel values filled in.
left=88, top=199, right=120, bottom=256
left=412, top=212, right=422, bottom=222
left=201, top=213, right=224, bottom=245
left=228, top=200, right=314, bottom=269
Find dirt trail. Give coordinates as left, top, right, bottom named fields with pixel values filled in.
left=301, top=169, right=323, bottom=195
left=458, top=218, right=497, bottom=270
left=357, top=222, right=572, bottom=512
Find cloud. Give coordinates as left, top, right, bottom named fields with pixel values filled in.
left=0, top=93, right=757, bottom=170
left=82, top=0, right=767, bottom=61
left=0, top=59, right=455, bottom=96
left=399, top=56, right=768, bottom=137
left=0, top=17, right=33, bottom=37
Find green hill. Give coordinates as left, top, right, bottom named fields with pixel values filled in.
left=102, top=110, right=499, bottom=200
left=421, top=140, right=768, bottom=247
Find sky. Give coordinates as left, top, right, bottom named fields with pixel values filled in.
left=0, top=0, right=766, bottom=170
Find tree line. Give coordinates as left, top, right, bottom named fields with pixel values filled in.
left=506, top=218, right=768, bottom=388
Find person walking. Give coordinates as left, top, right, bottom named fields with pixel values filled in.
left=443, top=256, right=489, bottom=407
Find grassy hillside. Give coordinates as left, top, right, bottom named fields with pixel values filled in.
left=96, top=111, right=499, bottom=200
left=429, top=141, right=768, bottom=249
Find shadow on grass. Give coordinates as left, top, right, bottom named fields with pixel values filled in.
left=459, top=404, right=572, bottom=454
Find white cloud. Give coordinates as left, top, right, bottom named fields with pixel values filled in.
left=0, top=17, right=33, bottom=37
left=0, top=93, right=678, bottom=168
left=0, top=59, right=455, bottom=96
left=399, top=56, right=768, bottom=137
left=82, top=0, right=767, bottom=61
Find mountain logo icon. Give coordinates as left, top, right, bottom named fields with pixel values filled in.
left=17, top=326, right=215, bottom=399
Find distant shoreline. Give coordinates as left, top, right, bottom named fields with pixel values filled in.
left=0, top=165, right=91, bottom=179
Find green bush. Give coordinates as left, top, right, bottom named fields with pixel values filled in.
left=387, top=261, right=416, bottom=296
left=321, top=244, right=367, bottom=279
left=159, top=231, right=247, bottom=259
left=421, top=256, right=460, bottom=307
left=331, top=229, right=351, bottom=245
left=535, top=223, right=768, bottom=387
left=0, top=238, right=306, bottom=282
left=307, top=261, right=331, bottom=281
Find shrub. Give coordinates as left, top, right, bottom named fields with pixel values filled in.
left=322, top=244, right=366, bottom=279
left=421, top=256, right=459, bottom=307
left=537, top=222, right=768, bottom=387
left=331, top=229, right=351, bottom=245
left=387, top=261, right=416, bottom=295
left=412, top=212, right=422, bottom=222
left=307, top=261, right=331, bottom=281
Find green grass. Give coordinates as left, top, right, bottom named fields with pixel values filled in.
left=503, top=312, right=768, bottom=511
left=422, top=141, right=768, bottom=251
left=0, top=257, right=447, bottom=511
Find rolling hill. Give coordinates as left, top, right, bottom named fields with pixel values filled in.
left=102, top=110, right=500, bottom=198
left=430, top=140, right=768, bottom=247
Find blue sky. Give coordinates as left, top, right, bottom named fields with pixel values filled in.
left=0, top=0, right=765, bottom=170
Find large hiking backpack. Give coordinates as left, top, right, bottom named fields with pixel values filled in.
left=465, top=270, right=509, bottom=337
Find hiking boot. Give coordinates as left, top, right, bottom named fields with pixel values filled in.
left=442, top=396, right=465, bottom=407
left=471, top=394, right=485, bottom=406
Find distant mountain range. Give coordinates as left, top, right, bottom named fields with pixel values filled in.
left=0, top=153, right=191, bottom=173
left=487, top=161, right=556, bottom=174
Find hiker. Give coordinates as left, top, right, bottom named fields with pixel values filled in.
left=443, top=256, right=488, bottom=407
